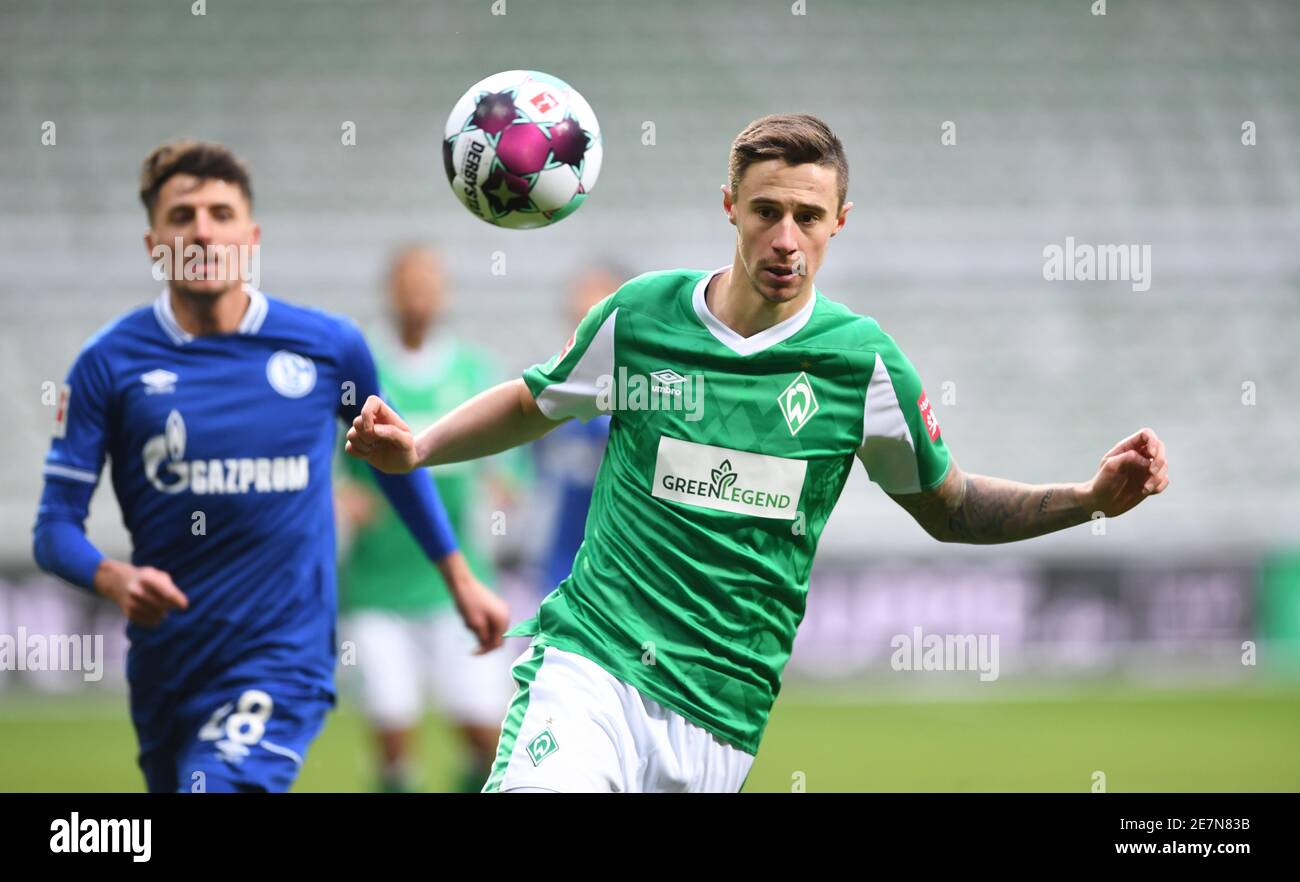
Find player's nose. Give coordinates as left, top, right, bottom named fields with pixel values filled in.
left=191, top=210, right=215, bottom=242
left=771, top=218, right=799, bottom=254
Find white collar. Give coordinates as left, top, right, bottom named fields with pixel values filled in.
left=691, top=265, right=817, bottom=357
left=153, top=285, right=268, bottom=345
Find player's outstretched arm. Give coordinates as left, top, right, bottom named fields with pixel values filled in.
left=346, top=379, right=559, bottom=473
left=889, top=428, right=1169, bottom=544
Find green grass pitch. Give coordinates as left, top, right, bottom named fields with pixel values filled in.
left=1, top=685, right=1297, bottom=792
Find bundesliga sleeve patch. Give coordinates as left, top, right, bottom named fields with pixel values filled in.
left=52, top=384, right=70, bottom=439
left=546, top=329, right=577, bottom=372
left=558, top=330, right=577, bottom=361
left=917, top=390, right=940, bottom=442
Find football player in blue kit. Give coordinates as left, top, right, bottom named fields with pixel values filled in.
left=32, top=140, right=510, bottom=793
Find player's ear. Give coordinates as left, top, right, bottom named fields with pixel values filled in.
left=242, top=222, right=262, bottom=287
left=831, top=200, right=853, bottom=237
left=721, top=184, right=736, bottom=226
left=143, top=229, right=166, bottom=278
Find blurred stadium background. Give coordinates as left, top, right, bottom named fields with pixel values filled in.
left=1, top=0, right=1298, bottom=791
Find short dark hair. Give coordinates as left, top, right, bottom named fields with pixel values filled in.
left=139, top=139, right=253, bottom=221
left=728, top=113, right=848, bottom=209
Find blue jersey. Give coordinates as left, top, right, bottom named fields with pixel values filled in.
left=530, top=414, right=609, bottom=594
left=33, top=288, right=458, bottom=789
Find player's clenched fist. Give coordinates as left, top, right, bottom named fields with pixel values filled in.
left=456, top=580, right=512, bottom=656
left=94, top=559, right=189, bottom=628
left=1083, top=427, right=1169, bottom=518
left=346, top=395, right=420, bottom=474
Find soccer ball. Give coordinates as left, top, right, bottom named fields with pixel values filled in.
left=443, top=70, right=602, bottom=229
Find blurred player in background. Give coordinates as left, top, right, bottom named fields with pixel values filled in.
left=345, top=114, right=1169, bottom=792
left=527, top=264, right=623, bottom=597
left=31, top=142, right=507, bottom=793
left=335, top=245, right=520, bottom=792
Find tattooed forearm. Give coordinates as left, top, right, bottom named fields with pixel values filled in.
left=889, top=463, right=1094, bottom=545
left=940, top=473, right=1088, bottom=544
left=1037, top=488, right=1054, bottom=513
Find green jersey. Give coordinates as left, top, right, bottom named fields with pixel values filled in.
left=510, top=267, right=951, bottom=754
left=338, top=332, right=503, bottom=614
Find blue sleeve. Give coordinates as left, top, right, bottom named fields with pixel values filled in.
left=336, top=318, right=458, bottom=561
left=34, top=482, right=104, bottom=591
left=32, top=344, right=113, bottom=592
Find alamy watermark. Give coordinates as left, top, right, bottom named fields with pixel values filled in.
left=596, top=367, right=705, bottom=421
left=889, top=626, right=999, bottom=682
left=150, top=238, right=261, bottom=289
left=50, top=813, right=150, bottom=862
left=1042, top=237, right=1151, bottom=292
left=0, top=628, right=104, bottom=682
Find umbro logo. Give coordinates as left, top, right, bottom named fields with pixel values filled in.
left=595, top=367, right=704, bottom=420
left=141, top=369, right=178, bottom=395
left=649, top=368, right=686, bottom=391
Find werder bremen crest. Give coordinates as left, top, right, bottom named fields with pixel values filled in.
left=527, top=728, right=559, bottom=766
left=778, top=371, right=819, bottom=436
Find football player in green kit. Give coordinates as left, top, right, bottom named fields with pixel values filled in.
left=346, top=115, right=1170, bottom=792
left=336, top=246, right=519, bottom=792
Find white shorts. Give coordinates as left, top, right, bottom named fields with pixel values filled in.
left=483, top=644, right=755, bottom=793
left=339, top=608, right=514, bottom=729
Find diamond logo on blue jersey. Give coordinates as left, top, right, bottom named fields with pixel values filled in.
left=141, top=368, right=178, bottom=395
left=266, top=351, right=316, bottom=399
